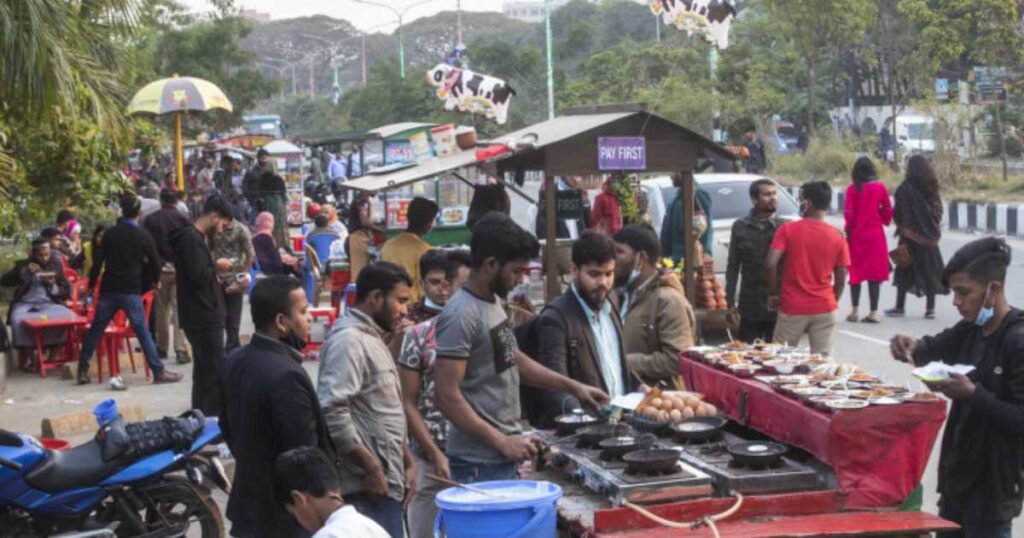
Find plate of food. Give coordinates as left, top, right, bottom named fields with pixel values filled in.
left=902, top=392, right=940, bottom=403
left=851, top=388, right=895, bottom=400
left=868, top=397, right=903, bottom=406
left=825, top=399, right=870, bottom=410
left=721, top=341, right=751, bottom=351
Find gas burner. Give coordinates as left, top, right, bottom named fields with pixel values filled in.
left=624, top=463, right=683, bottom=477
left=699, top=443, right=726, bottom=455
left=600, top=450, right=623, bottom=462
left=678, top=432, right=724, bottom=445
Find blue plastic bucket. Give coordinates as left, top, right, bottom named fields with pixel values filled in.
left=93, top=399, right=119, bottom=427
left=434, top=480, right=562, bottom=538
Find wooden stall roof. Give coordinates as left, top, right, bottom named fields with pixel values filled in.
left=495, top=111, right=734, bottom=175
left=342, top=149, right=483, bottom=194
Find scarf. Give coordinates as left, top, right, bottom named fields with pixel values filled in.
left=253, top=211, right=274, bottom=239
left=895, top=182, right=942, bottom=246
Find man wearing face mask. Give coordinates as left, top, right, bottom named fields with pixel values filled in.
left=612, top=224, right=696, bottom=389
left=521, top=232, right=633, bottom=428
left=220, top=276, right=334, bottom=538
left=890, top=237, right=1024, bottom=538
left=317, top=262, right=417, bottom=538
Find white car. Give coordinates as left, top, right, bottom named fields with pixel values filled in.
left=642, top=173, right=801, bottom=273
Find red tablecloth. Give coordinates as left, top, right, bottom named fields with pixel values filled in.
left=679, top=353, right=947, bottom=509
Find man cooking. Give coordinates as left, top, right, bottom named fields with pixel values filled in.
left=890, top=237, right=1024, bottom=538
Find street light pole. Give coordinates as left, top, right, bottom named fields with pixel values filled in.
left=544, top=0, right=555, bottom=120
left=354, top=0, right=438, bottom=79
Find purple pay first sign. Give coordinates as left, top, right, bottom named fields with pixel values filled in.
left=597, top=136, right=647, bottom=171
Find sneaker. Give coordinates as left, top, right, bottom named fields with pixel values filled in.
left=76, top=370, right=90, bottom=385
left=861, top=312, right=880, bottom=324
left=885, top=308, right=905, bottom=318
left=153, top=371, right=183, bottom=384
left=175, top=351, right=192, bottom=365
left=846, top=312, right=860, bottom=323
left=925, top=310, right=936, bottom=319
left=109, top=376, right=128, bottom=391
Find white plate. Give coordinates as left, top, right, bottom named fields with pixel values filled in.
left=869, top=397, right=903, bottom=406
left=825, top=399, right=869, bottom=410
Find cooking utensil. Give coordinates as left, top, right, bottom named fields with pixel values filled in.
left=576, top=424, right=633, bottom=448
left=622, top=448, right=682, bottom=475
left=598, top=433, right=656, bottom=460
left=553, top=410, right=600, bottom=436
left=727, top=441, right=787, bottom=468
left=672, top=416, right=727, bottom=442
left=425, top=474, right=508, bottom=499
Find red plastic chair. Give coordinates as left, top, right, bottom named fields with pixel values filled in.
left=96, top=291, right=155, bottom=383
left=303, top=306, right=338, bottom=359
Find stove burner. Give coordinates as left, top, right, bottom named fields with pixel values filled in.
left=624, top=463, right=683, bottom=477
left=699, top=443, right=726, bottom=455
left=678, top=432, right=724, bottom=445
left=600, top=450, right=624, bottom=462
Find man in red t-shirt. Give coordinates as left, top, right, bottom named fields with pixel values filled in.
left=766, top=181, right=850, bottom=354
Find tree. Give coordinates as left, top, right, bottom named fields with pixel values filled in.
left=758, top=0, right=877, bottom=135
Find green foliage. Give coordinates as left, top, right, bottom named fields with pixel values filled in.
left=771, top=136, right=859, bottom=183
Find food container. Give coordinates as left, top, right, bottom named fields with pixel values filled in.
left=430, top=124, right=458, bottom=156
left=455, top=126, right=478, bottom=149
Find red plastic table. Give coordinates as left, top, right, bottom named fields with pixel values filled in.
left=22, top=316, right=90, bottom=377
left=679, top=353, right=947, bottom=509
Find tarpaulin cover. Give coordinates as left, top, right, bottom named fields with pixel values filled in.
left=679, top=353, right=947, bottom=509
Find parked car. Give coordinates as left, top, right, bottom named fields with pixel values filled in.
left=642, top=173, right=800, bottom=272
left=775, top=120, right=800, bottom=153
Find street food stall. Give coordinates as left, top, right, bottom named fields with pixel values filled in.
left=262, top=139, right=306, bottom=226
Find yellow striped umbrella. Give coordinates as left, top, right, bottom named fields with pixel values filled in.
left=128, top=75, right=233, bottom=190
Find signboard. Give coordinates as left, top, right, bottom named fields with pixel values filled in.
left=972, top=67, right=1008, bottom=104
left=384, top=140, right=416, bottom=165
left=935, top=78, right=949, bottom=101
left=440, top=206, right=469, bottom=227
left=555, top=189, right=584, bottom=221
left=387, top=198, right=413, bottom=228
left=598, top=137, right=647, bottom=171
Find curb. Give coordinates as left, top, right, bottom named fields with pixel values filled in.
left=782, top=186, right=1021, bottom=237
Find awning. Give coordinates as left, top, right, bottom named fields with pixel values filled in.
left=343, top=149, right=484, bottom=194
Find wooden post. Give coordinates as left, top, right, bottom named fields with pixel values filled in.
left=544, top=174, right=559, bottom=301
left=681, top=170, right=696, bottom=304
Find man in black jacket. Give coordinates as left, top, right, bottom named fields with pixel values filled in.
left=169, top=196, right=233, bottom=415
left=891, top=237, right=1024, bottom=538
left=76, top=194, right=183, bottom=385
left=521, top=232, right=632, bottom=428
left=143, top=188, right=192, bottom=364
left=221, top=275, right=333, bottom=538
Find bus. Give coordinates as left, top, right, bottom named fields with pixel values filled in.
left=243, top=114, right=285, bottom=139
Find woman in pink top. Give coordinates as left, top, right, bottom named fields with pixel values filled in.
left=844, top=157, right=893, bottom=323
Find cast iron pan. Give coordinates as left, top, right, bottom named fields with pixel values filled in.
left=672, top=416, right=727, bottom=442
left=577, top=424, right=632, bottom=448
left=554, top=412, right=600, bottom=436
left=727, top=441, right=786, bottom=467
left=622, top=448, right=681, bottom=474
left=597, top=433, right=656, bottom=460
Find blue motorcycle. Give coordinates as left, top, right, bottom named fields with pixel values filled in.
left=0, top=413, right=228, bottom=537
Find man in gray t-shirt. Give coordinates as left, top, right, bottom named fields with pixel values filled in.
left=434, top=213, right=609, bottom=483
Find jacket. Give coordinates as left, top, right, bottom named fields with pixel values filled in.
left=1, top=257, right=71, bottom=325
left=220, top=334, right=334, bottom=538
left=317, top=309, right=407, bottom=501
left=523, top=289, right=633, bottom=428
left=913, top=309, right=1024, bottom=522
left=142, top=205, right=191, bottom=263
left=726, top=212, right=786, bottom=321
left=90, top=221, right=162, bottom=295
left=662, top=187, right=713, bottom=262
left=169, top=225, right=225, bottom=330
left=619, top=271, right=696, bottom=388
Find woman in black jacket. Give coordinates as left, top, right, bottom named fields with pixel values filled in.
left=886, top=155, right=949, bottom=319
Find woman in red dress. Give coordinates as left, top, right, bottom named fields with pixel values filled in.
left=844, top=157, right=893, bottom=323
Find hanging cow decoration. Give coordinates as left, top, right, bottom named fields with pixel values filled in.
left=426, top=64, right=515, bottom=125
left=649, top=0, right=736, bottom=50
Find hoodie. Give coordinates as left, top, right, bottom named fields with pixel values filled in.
left=169, top=225, right=225, bottom=330
left=914, top=308, right=1024, bottom=522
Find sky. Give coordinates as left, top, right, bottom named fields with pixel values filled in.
left=180, top=0, right=508, bottom=33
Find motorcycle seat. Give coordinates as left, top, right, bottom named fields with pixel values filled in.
left=25, top=440, right=123, bottom=492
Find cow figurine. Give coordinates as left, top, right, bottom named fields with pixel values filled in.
left=649, top=0, right=736, bottom=50
left=426, top=64, right=515, bottom=125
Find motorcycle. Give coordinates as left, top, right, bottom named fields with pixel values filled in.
left=0, top=415, right=229, bottom=537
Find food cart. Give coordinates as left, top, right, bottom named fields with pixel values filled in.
left=262, top=139, right=306, bottom=226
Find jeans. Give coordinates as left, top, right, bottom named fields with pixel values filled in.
left=345, top=493, right=404, bottom=538
left=937, top=496, right=1013, bottom=538
left=737, top=318, right=776, bottom=344
left=448, top=456, right=517, bottom=484
left=222, top=288, right=243, bottom=352
left=183, top=328, right=224, bottom=416
left=78, top=293, right=164, bottom=376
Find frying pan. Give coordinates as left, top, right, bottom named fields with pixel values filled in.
left=727, top=441, right=787, bottom=467
left=597, top=433, right=656, bottom=460
left=622, top=448, right=681, bottom=475
left=553, top=412, right=600, bottom=436
left=576, top=424, right=632, bottom=448
left=672, top=416, right=727, bottom=442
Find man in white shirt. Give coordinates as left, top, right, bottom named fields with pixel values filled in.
left=275, top=447, right=389, bottom=538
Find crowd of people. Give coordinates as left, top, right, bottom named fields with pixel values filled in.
left=1, top=144, right=1022, bottom=537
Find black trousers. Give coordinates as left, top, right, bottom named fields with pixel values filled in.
left=223, top=288, right=244, bottom=353
left=184, top=327, right=224, bottom=417
left=738, top=318, right=776, bottom=344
